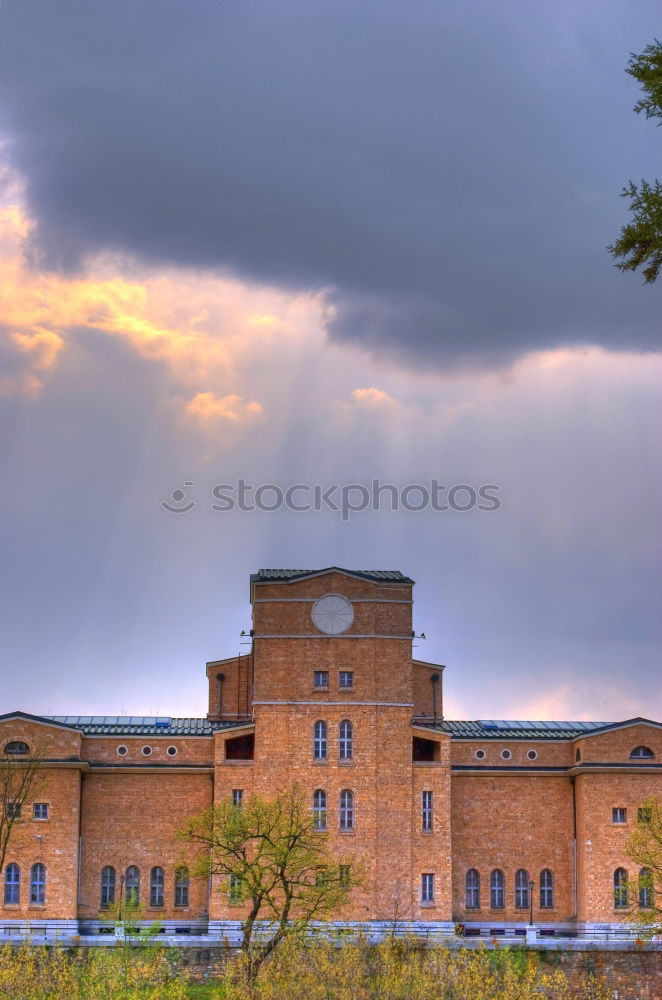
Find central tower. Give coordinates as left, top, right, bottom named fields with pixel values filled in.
left=210, top=568, right=452, bottom=931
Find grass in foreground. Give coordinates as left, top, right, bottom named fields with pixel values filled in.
left=0, top=938, right=612, bottom=1000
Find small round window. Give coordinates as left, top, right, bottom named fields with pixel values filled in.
left=166, top=746, right=178, bottom=757
left=500, top=749, right=512, bottom=760
left=116, top=745, right=128, bottom=757
left=474, top=749, right=486, bottom=760
left=527, top=749, right=538, bottom=761
left=141, top=746, right=153, bottom=757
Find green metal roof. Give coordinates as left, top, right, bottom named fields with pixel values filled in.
left=251, top=568, right=414, bottom=584
left=48, top=716, right=248, bottom=736
left=418, top=719, right=612, bottom=740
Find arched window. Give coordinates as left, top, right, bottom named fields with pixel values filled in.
left=339, top=720, right=353, bottom=761
left=630, top=746, right=654, bottom=759
left=515, top=869, right=530, bottom=909
left=639, top=868, right=653, bottom=909
left=150, top=866, right=165, bottom=907
left=614, top=868, right=629, bottom=909
left=465, top=869, right=480, bottom=909
left=4, top=864, right=20, bottom=905
left=174, top=867, right=189, bottom=908
left=3, top=741, right=29, bottom=755
left=540, top=869, right=554, bottom=909
left=313, top=720, right=327, bottom=760
left=100, top=866, right=116, bottom=908
left=125, top=865, right=140, bottom=906
left=30, top=863, right=46, bottom=905
left=339, top=789, right=354, bottom=831
left=313, top=789, right=327, bottom=831
left=490, top=869, right=505, bottom=909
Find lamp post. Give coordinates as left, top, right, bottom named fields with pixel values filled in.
left=525, top=879, right=536, bottom=944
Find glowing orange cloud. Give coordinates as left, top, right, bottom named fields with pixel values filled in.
left=185, top=392, right=263, bottom=424
left=0, top=197, right=324, bottom=415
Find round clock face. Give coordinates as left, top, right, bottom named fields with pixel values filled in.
left=311, top=594, right=354, bottom=635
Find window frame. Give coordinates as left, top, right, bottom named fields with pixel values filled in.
left=5, top=802, right=21, bottom=821
left=149, top=866, right=165, bottom=908
left=3, top=741, right=29, bottom=755
left=490, top=869, right=505, bottom=909
left=614, top=867, right=629, bottom=909
left=125, top=865, right=140, bottom=906
left=421, top=872, right=435, bottom=904
left=100, top=866, right=116, bottom=908
left=174, top=866, right=190, bottom=908
left=339, top=719, right=353, bottom=761
left=313, top=720, right=328, bottom=760
left=232, top=789, right=244, bottom=808
left=313, top=788, right=327, bottom=832
left=515, top=868, right=530, bottom=909
left=630, top=746, right=654, bottom=759
left=612, top=807, right=627, bottom=825
left=540, top=868, right=554, bottom=909
left=32, top=803, right=49, bottom=821
left=228, top=873, right=243, bottom=904
left=639, top=868, right=653, bottom=909
left=339, top=670, right=354, bottom=689
left=30, top=863, right=46, bottom=905
left=465, top=868, right=480, bottom=910
left=4, top=863, right=20, bottom=905
left=313, top=670, right=329, bottom=690
left=421, top=790, right=433, bottom=832
left=339, top=789, right=354, bottom=831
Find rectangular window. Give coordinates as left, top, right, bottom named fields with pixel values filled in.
left=612, top=807, right=627, bottom=824
left=5, top=803, right=21, bottom=820
left=32, top=803, right=49, bottom=820
left=422, top=790, right=433, bottom=832
left=229, top=874, right=243, bottom=903
left=421, top=873, right=435, bottom=903
left=150, top=868, right=165, bottom=908
left=339, top=671, right=354, bottom=689
left=313, top=670, right=329, bottom=689
left=638, top=807, right=652, bottom=824
left=339, top=864, right=351, bottom=889
left=232, top=789, right=243, bottom=808
left=174, top=868, right=189, bottom=908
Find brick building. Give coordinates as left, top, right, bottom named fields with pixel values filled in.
left=1, top=567, right=660, bottom=940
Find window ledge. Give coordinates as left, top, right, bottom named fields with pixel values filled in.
left=28, top=905, right=46, bottom=910
left=338, top=760, right=355, bottom=766
left=420, top=902, right=436, bottom=908
left=339, top=830, right=356, bottom=835
left=2, top=904, right=20, bottom=910
left=311, top=760, right=328, bottom=765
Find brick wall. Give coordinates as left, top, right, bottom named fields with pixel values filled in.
left=450, top=775, right=576, bottom=922
left=78, top=772, right=213, bottom=921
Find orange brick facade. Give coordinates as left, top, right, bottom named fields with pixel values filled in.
left=1, top=567, right=660, bottom=938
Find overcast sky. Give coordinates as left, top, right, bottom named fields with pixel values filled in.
left=0, top=0, right=660, bottom=723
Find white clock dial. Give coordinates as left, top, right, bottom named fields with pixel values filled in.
left=311, top=594, right=354, bottom=635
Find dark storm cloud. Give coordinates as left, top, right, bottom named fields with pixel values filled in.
left=0, top=0, right=660, bottom=366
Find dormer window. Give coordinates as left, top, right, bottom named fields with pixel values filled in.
left=4, top=741, right=29, bottom=755
left=630, top=746, right=654, bottom=759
